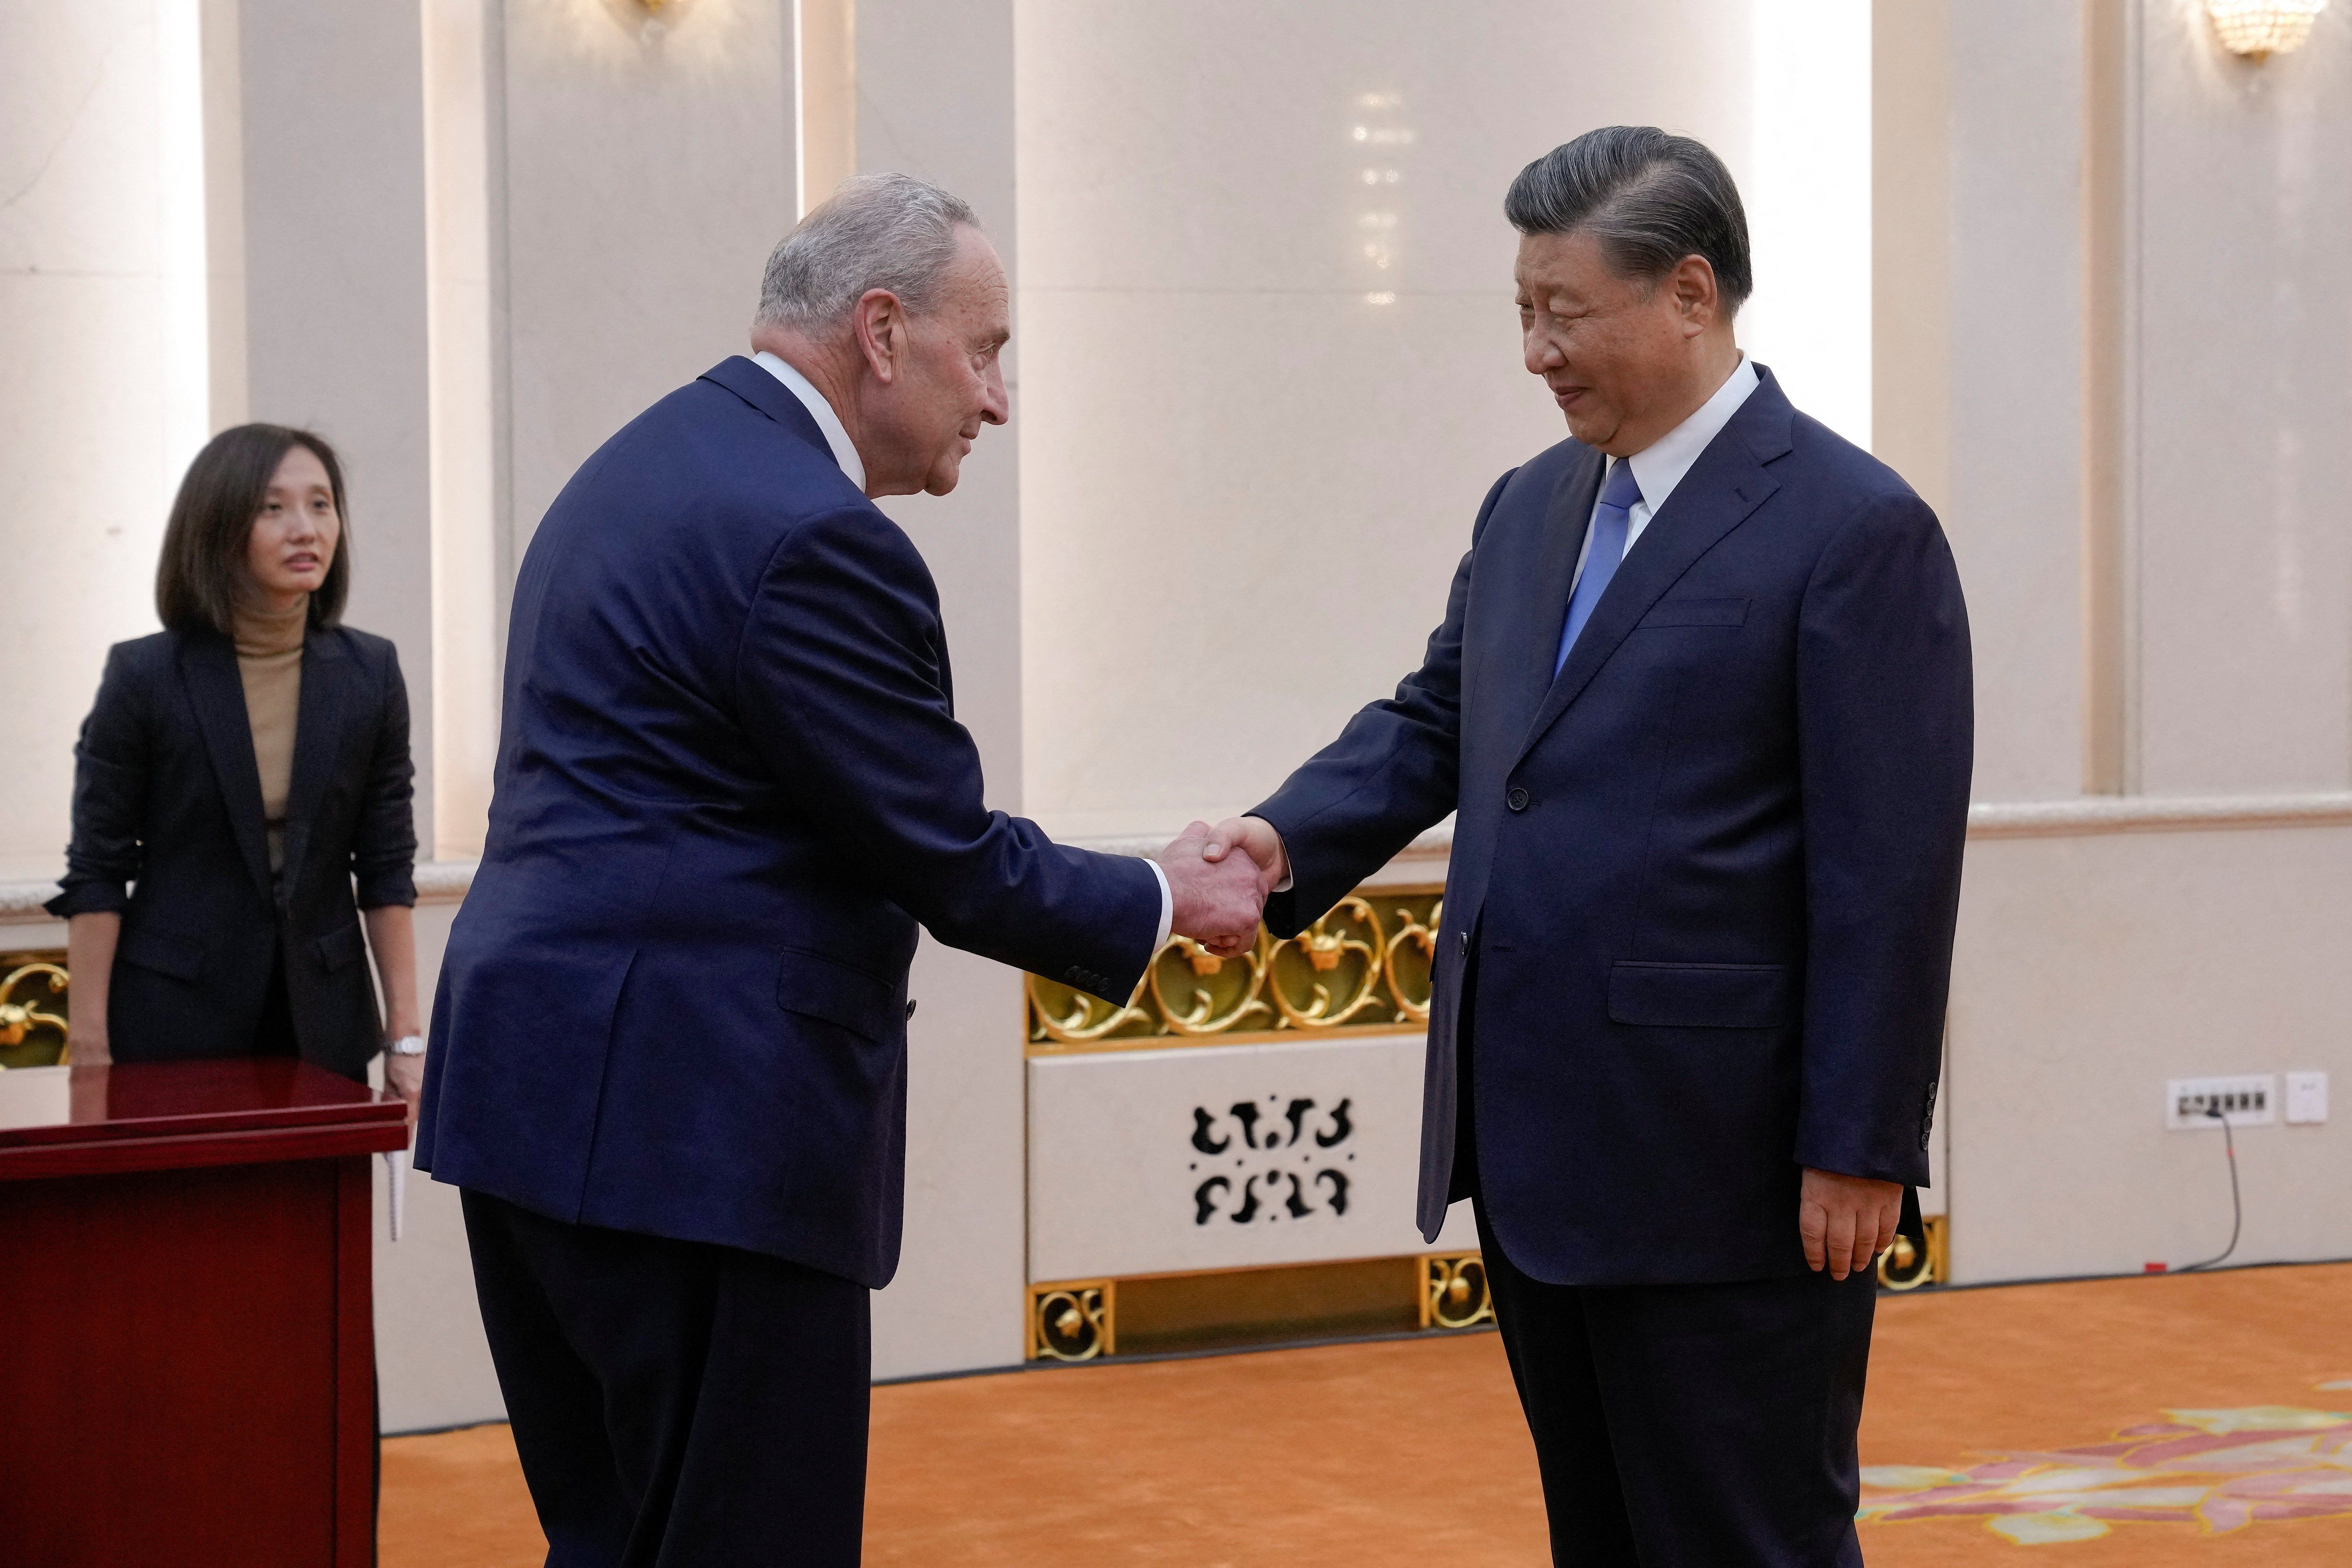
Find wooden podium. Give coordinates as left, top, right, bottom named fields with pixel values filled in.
left=0, top=1059, right=411, bottom=1566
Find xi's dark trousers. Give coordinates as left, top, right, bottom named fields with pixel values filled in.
left=1454, top=946, right=1876, bottom=1566
left=1474, top=1201, right=1876, bottom=1566
left=461, top=1189, right=872, bottom=1567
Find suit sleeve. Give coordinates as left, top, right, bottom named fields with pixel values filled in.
left=352, top=641, right=419, bottom=909
left=1793, top=490, right=1973, bottom=1185
left=1248, top=470, right=1512, bottom=936
left=736, top=506, right=1162, bottom=1002
left=45, top=644, right=150, bottom=918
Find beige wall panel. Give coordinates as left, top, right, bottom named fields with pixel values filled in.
left=496, top=0, right=795, bottom=554
left=858, top=0, right=1033, bottom=1381
left=0, top=2, right=200, bottom=878
left=2131, top=7, right=2352, bottom=793
left=1946, top=826, right=2352, bottom=1283
left=1015, top=0, right=1754, bottom=833
left=234, top=0, right=439, bottom=852
left=1019, top=288, right=1557, bottom=833
left=1941, top=0, right=2089, bottom=802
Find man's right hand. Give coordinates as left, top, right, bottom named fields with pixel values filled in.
left=1157, top=821, right=1268, bottom=957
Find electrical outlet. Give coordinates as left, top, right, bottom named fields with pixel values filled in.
left=2165, top=1074, right=2278, bottom=1129
left=2285, top=1071, right=2329, bottom=1125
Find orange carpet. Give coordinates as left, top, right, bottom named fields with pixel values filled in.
left=381, top=1261, right=2352, bottom=1566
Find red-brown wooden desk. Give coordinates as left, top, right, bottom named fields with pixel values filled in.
left=0, top=1059, right=410, bottom=1566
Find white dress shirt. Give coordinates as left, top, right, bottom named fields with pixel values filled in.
left=751, top=349, right=1175, bottom=955
left=1570, top=354, right=1760, bottom=591
left=753, top=350, right=867, bottom=492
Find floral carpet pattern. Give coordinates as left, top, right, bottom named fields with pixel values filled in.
left=1860, top=1404, right=2352, bottom=1546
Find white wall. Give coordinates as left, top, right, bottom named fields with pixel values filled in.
left=1945, top=0, right=2092, bottom=801
left=1949, top=818, right=2352, bottom=1281
left=1014, top=0, right=1756, bottom=838
left=1745, top=0, right=1872, bottom=448
left=0, top=2, right=212, bottom=880
left=859, top=0, right=1035, bottom=1381
left=2132, top=3, right=2352, bottom=793
left=493, top=0, right=797, bottom=564
left=232, top=0, right=440, bottom=853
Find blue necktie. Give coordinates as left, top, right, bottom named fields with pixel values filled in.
left=1555, top=459, right=1643, bottom=674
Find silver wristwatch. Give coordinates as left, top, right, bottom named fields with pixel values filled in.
left=389, top=1034, right=427, bottom=1056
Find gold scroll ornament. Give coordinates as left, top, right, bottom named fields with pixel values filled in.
left=1877, top=1214, right=1948, bottom=1291
left=1027, top=889, right=1441, bottom=1053
left=1028, top=1279, right=1115, bottom=1362
left=1420, top=1254, right=1494, bottom=1330
left=0, top=959, right=69, bottom=1069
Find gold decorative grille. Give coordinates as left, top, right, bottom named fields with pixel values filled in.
left=1877, top=1214, right=1949, bottom=1291
left=1027, top=1279, right=1115, bottom=1362
left=1419, top=1254, right=1494, bottom=1330
left=1027, top=888, right=1441, bottom=1054
left=0, top=954, right=69, bottom=1070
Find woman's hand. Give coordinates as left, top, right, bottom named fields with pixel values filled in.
left=363, top=903, right=424, bottom=1121
left=384, top=1047, right=425, bottom=1120
left=66, top=1022, right=112, bottom=1067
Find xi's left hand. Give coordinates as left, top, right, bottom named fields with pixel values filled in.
left=1798, top=1166, right=1902, bottom=1281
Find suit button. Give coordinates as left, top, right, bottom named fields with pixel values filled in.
left=1506, top=786, right=1530, bottom=812
left=905, top=1000, right=918, bottom=1021
left=1458, top=930, right=1470, bottom=955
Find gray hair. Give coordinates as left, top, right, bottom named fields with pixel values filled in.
left=1504, top=127, right=1752, bottom=316
left=754, top=172, right=978, bottom=332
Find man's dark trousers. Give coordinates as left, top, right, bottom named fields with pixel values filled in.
left=1455, top=959, right=1875, bottom=1567
left=463, top=1191, right=871, bottom=1566
left=1476, top=1206, right=1874, bottom=1567
left=1458, top=968, right=1863, bottom=1568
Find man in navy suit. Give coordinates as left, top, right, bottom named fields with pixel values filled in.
left=417, top=174, right=1264, bottom=1564
left=1204, top=128, right=1972, bottom=1564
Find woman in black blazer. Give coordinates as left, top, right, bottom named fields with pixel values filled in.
left=50, top=425, right=422, bottom=1107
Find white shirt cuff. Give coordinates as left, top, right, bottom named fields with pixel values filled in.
left=1147, top=857, right=1174, bottom=950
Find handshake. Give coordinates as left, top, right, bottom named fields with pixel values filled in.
left=1153, top=816, right=1292, bottom=960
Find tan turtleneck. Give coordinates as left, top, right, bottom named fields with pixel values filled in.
left=233, top=598, right=308, bottom=878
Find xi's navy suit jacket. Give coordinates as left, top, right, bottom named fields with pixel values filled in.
left=417, top=356, right=1161, bottom=1288
left=1254, top=368, right=1972, bottom=1287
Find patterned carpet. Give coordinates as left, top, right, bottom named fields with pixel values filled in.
left=381, top=1261, right=2352, bottom=1565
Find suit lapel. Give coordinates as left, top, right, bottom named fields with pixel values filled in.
left=1512, top=372, right=1796, bottom=770
left=1491, top=447, right=1604, bottom=747
left=281, top=628, right=349, bottom=893
left=178, top=632, right=275, bottom=903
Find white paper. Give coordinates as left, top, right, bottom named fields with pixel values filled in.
left=384, top=1147, right=410, bottom=1242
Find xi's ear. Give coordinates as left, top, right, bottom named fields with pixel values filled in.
left=853, top=288, right=907, bottom=385
left=1670, top=254, right=1719, bottom=335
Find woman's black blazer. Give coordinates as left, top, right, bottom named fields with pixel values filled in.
left=47, top=626, right=417, bottom=1082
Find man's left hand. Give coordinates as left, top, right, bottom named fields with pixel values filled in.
left=1798, top=1167, right=1902, bottom=1281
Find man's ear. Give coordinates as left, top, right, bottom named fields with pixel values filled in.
left=853, top=288, right=906, bottom=385
left=1670, top=254, right=1719, bottom=336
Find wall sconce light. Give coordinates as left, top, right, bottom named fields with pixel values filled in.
left=2206, top=0, right=2328, bottom=61
left=623, top=0, right=684, bottom=42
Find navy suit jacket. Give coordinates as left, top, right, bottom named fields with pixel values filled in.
left=1253, top=368, right=1972, bottom=1287
left=417, top=356, right=1162, bottom=1287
